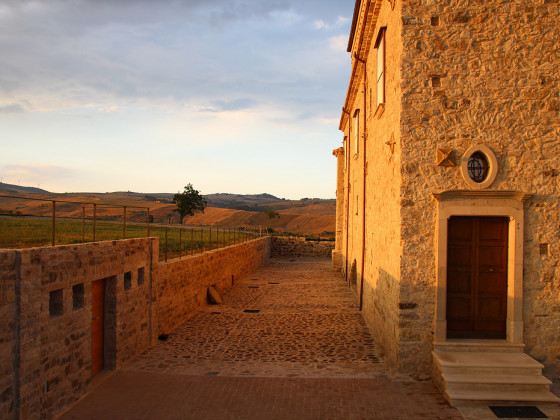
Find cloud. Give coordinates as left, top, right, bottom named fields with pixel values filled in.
left=328, top=34, right=348, bottom=51
left=1, top=164, right=74, bottom=184
left=0, top=0, right=350, bottom=125
left=314, top=16, right=349, bottom=30
left=199, top=98, right=258, bottom=113
left=0, top=103, right=25, bottom=113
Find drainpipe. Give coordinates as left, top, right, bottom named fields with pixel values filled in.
left=354, top=54, right=367, bottom=311
left=342, top=108, right=351, bottom=285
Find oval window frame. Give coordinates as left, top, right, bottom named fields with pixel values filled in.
left=461, top=144, right=498, bottom=189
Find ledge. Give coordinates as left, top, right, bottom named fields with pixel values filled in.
left=375, top=103, right=385, bottom=119
left=432, top=190, right=533, bottom=202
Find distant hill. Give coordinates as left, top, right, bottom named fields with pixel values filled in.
left=0, top=182, right=50, bottom=195
left=0, top=185, right=336, bottom=235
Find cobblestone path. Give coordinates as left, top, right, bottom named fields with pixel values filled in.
left=59, top=259, right=463, bottom=420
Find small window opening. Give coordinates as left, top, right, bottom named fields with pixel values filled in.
left=375, top=28, right=386, bottom=107
left=353, top=110, right=360, bottom=155
left=49, top=289, right=63, bottom=318
left=467, top=152, right=489, bottom=183
left=124, top=271, right=132, bottom=290
left=72, top=284, right=84, bottom=310
left=137, top=267, right=145, bottom=286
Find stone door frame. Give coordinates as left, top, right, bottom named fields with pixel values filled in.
left=432, top=190, right=532, bottom=344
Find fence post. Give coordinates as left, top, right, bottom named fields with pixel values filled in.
left=147, top=208, right=150, bottom=237
left=123, top=206, right=127, bottom=239
left=82, top=206, right=85, bottom=242
left=190, top=228, right=194, bottom=255
left=200, top=228, right=204, bottom=253
left=165, top=227, right=168, bottom=262
left=51, top=200, right=56, bottom=246
left=179, top=228, right=182, bottom=259
left=93, top=204, right=97, bottom=242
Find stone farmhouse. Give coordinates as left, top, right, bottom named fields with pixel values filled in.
left=332, top=0, right=560, bottom=406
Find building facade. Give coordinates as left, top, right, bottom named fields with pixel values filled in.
left=335, top=0, right=560, bottom=399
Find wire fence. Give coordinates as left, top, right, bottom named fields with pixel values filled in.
left=0, top=194, right=263, bottom=261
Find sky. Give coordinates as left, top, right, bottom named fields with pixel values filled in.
left=0, top=0, right=352, bottom=199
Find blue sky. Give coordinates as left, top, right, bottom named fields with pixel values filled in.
left=0, top=0, right=351, bottom=199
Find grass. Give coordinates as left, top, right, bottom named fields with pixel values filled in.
left=0, top=216, right=259, bottom=261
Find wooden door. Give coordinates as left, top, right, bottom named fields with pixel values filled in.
left=447, top=216, right=508, bottom=339
left=91, top=279, right=104, bottom=376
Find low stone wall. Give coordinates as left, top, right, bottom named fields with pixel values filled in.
left=0, top=236, right=270, bottom=420
left=155, top=238, right=270, bottom=335
left=0, top=239, right=157, bottom=420
left=270, top=236, right=335, bottom=258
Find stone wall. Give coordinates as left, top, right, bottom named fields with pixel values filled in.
left=155, top=238, right=271, bottom=335
left=0, top=236, right=271, bottom=419
left=339, top=0, right=404, bottom=373
left=398, top=0, right=560, bottom=378
left=338, top=0, right=560, bottom=380
left=270, top=237, right=334, bottom=259
left=332, top=147, right=345, bottom=271
left=0, top=239, right=157, bottom=420
left=0, top=251, right=17, bottom=420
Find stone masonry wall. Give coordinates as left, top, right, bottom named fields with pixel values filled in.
left=398, top=0, right=560, bottom=378
left=332, top=147, right=345, bottom=271
left=341, top=0, right=404, bottom=373
left=1, top=238, right=158, bottom=420
left=0, top=251, right=17, bottom=420
left=0, top=236, right=271, bottom=419
left=155, top=238, right=271, bottom=336
left=270, top=237, right=334, bottom=259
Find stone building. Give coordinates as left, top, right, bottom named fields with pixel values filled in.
left=334, top=0, right=560, bottom=406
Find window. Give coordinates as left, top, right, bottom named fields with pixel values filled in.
left=124, top=271, right=132, bottom=291
left=72, top=283, right=84, bottom=310
left=375, top=28, right=386, bottom=107
left=343, top=136, right=348, bottom=169
left=353, top=110, right=360, bottom=155
left=49, top=289, right=63, bottom=318
left=138, top=267, right=145, bottom=286
left=467, top=152, right=489, bottom=183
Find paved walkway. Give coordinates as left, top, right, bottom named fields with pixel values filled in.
left=59, top=259, right=463, bottom=419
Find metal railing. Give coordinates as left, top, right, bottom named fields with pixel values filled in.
left=0, top=194, right=263, bottom=261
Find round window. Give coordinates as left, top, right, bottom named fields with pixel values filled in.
left=460, top=145, right=498, bottom=189
left=467, top=152, right=489, bottom=183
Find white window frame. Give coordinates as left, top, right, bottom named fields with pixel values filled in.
left=375, top=28, right=386, bottom=107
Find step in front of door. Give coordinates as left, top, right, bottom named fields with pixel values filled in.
left=433, top=350, right=560, bottom=407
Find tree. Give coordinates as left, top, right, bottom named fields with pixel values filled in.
left=264, top=209, right=280, bottom=219
left=173, top=184, right=207, bottom=224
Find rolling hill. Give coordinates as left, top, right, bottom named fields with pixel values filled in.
left=0, top=185, right=336, bottom=237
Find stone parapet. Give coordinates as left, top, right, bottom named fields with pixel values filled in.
left=270, top=237, right=334, bottom=259
left=0, top=236, right=271, bottom=419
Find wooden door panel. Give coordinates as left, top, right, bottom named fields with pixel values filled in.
left=447, top=216, right=508, bottom=339
left=478, top=273, right=506, bottom=293
left=479, top=218, right=507, bottom=241
left=448, top=219, right=474, bottom=242
left=478, top=298, right=503, bottom=319
left=447, top=271, right=472, bottom=294
left=447, top=298, right=471, bottom=320
left=478, top=247, right=506, bottom=267
left=448, top=246, right=473, bottom=267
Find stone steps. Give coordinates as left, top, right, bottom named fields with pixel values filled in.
left=433, top=348, right=560, bottom=407
left=444, top=389, right=560, bottom=407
